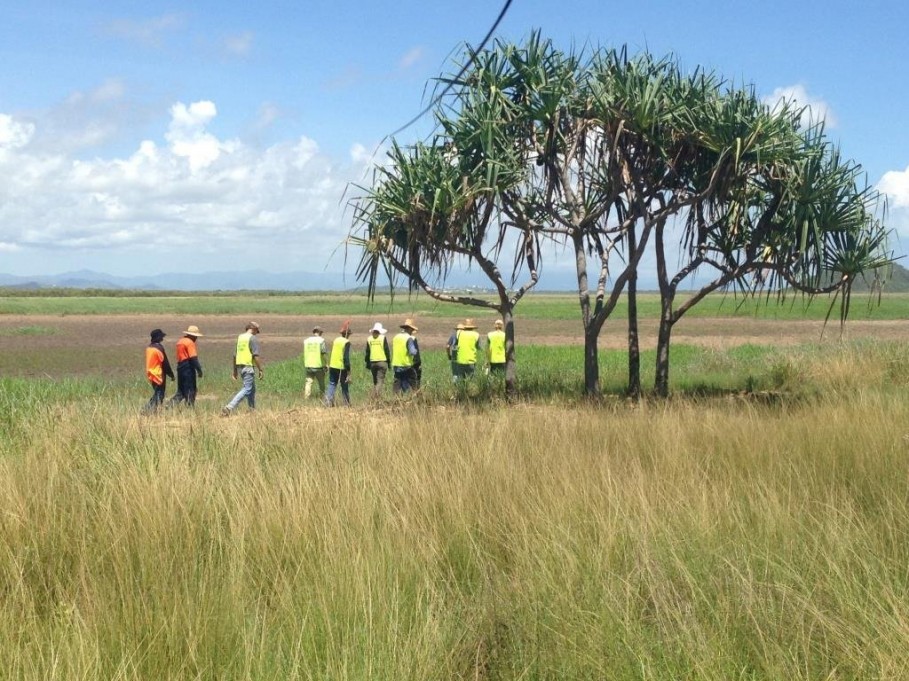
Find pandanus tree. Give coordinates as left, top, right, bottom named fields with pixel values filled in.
left=647, top=100, right=892, bottom=396
left=352, top=32, right=893, bottom=399
left=350, top=54, right=541, bottom=396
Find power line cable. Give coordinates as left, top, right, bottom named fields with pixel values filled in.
left=384, top=0, right=514, bottom=140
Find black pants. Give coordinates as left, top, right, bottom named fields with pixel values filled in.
left=170, top=365, right=198, bottom=406
left=144, top=382, right=166, bottom=412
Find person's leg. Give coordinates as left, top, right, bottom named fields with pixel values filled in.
left=325, top=369, right=339, bottom=406
left=398, top=368, right=412, bottom=393
left=185, top=371, right=197, bottom=406
left=145, top=383, right=165, bottom=412
left=374, top=363, right=386, bottom=398
left=316, top=369, right=326, bottom=395
left=224, top=368, right=253, bottom=412
left=244, top=370, right=256, bottom=410
left=340, top=370, right=351, bottom=406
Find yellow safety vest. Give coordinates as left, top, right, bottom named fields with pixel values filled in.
left=392, top=333, right=413, bottom=368
left=487, top=330, right=506, bottom=364
left=367, top=335, right=387, bottom=362
left=329, top=337, right=349, bottom=370
left=303, top=336, right=324, bottom=368
left=456, top=330, right=479, bottom=365
left=235, top=331, right=254, bottom=366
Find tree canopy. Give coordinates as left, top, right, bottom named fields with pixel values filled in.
left=350, top=32, right=893, bottom=398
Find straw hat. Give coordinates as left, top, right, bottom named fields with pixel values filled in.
left=462, top=319, right=477, bottom=329
left=456, top=323, right=465, bottom=331
left=185, top=325, right=203, bottom=337
left=370, top=322, right=387, bottom=334
left=400, top=318, right=418, bottom=331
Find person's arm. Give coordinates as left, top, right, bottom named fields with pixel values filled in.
left=162, top=349, right=175, bottom=380
left=343, top=342, right=351, bottom=381
left=250, top=336, right=264, bottom=378
left=320, top=340, right=328, bottom=371
left=364, top=342, right=371, bottom=369
left=383, top=337, right=390, bottom=361
left=407, top=337, right=418, bottom=358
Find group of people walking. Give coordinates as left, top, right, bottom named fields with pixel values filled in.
left=302, top=318, right=422, bottom=407
left=143, top=316, right=507, bottom=413
left=142, top=321, right=263, bottom=415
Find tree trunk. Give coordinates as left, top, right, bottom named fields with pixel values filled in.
left=502, top=307, right=517, bottom=398
left=583, top=330, right=600, bottom=397
left=654, top=307, right=673, bottom=398
left=627, top=225, right=641, bottom=400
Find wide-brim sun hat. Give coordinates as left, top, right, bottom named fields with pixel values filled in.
left=462, top=319, right=478, bottom=329
left=400, top=318, right=418, bottom=331
left=185, top=325, right=204, bottom=337
left=371, top=322, right=387, bottom=334
left=150, top=328, right=166, bottom=341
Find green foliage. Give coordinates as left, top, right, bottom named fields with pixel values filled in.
left=0, top=325, right=57, bottom=336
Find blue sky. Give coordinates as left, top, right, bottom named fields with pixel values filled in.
left=1, top=0, right=907, bottom=282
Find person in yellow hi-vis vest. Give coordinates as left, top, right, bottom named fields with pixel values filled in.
left=392, top=319, right=420, bottom=394
left=486, top=319, right=506, bottom=375
left=302, top=325, right=328, bottom=399
left=454, top=319, right=480, bottom=380
left=364, top=322, right=390, bottom=399
left=222, top=322, right=263, bottom=416
left=325, top=321, right=353, bottom=407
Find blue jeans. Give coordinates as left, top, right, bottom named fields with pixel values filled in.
left=226, top=367, right=256, bottom=411
left=393, top=367, right=416, bottom=394
left=325, top=368, right=350, bottom=406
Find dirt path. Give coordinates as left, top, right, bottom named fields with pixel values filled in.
left=1, top=313, right=907, bottom=378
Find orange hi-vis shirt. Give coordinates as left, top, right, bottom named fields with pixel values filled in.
left=146, top=346, right=166, bottom=385
left=176, top=337, right=198, bottom=363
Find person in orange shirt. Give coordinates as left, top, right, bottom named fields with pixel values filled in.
left=144, top=328, right=174, bottom=413
left=169, top=325, right=204, bottom=407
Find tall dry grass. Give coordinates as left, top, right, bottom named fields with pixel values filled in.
left=1, top=342, right=908, bottom=679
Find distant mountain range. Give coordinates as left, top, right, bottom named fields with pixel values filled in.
left=0, top=269, right=354, bottom=292
left=0, top=262, right=906, bottom=293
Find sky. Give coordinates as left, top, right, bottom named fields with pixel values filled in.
left=1, top=0, right=908, bottom=284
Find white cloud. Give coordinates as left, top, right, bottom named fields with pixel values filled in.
left=223, top=31, right=254, bottom=57
left=0, top=114, right=35, bottom=150
left=398, top=47, right=425, bottom=70
left=765, top=84, right=838, bottom=129
left=875, top=169, right=909, bottom=253
left=102, top=13, right=186, bottom=47
left=0, top=100, right=372, bottom=273
left=878, top=166, right=909, bottom=209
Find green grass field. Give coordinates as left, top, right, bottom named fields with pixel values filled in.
left=2, top=289, right=909, bottom=320
left=1, top=292, right=908, bottom=679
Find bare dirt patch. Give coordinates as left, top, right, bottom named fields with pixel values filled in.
left=1, top=313, right=906, bottom=378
